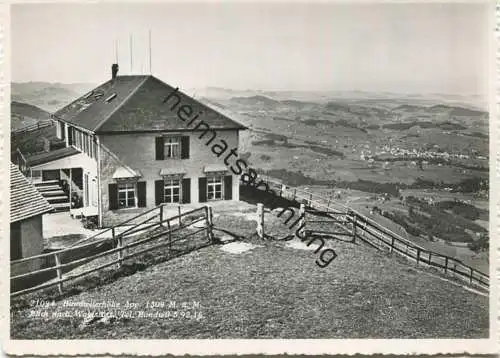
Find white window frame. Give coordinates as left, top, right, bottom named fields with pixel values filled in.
left=207, top=175, right=224, bottom=201
left=117, top=182, right=137, bottom=209
left=164, top=178, right=182, bottom=203
left=164, top=136, right=181, bottom=159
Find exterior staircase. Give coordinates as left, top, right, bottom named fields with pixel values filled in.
left=34, top=180, right=70, bottom=212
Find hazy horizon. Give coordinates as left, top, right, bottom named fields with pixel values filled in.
left=12, top=2, right=490, bottom=98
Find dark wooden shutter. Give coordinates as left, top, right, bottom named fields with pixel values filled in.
left=224, top=175, right=233, bottom=200
left=137, top=181, right=146, bottom=207
left=155, top=137, right=164, bottom=160
left=181, top=136, right=190, bottom=159
left=182, top=178, right=191, bottom=203
left=109, top=183, right=118, bottom=210
left=155, top=180, right=164, bottom=205
left=68, top=127, right=73, bottom=145
left=198, top=177, right=207, bottom=203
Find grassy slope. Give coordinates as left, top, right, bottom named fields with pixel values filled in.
left=10, top=124, right=57, bottom=157
left=11, top=214, right=488, bottom=339
left=11, top=101, right=52, bottom=131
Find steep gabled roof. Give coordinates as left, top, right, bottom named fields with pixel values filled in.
left=53, top=76, right=148, bottom=132
left=53, top=75, right=247, bottom=133
left=10, top=163, right=53, bottom=223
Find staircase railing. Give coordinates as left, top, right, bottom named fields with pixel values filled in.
left=15, top=148, right=32, bottom=183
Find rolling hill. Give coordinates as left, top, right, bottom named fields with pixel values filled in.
left=11, top=101, right=52, bottom=131
left=12, top=82, right=95, bottom=112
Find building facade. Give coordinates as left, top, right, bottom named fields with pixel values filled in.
left=26, top=68, right=246, bottom=227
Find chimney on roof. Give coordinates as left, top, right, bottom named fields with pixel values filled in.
left=112, top=63, right=119, bottom=80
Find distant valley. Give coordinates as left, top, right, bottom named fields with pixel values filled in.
left=10, top=82, right=490, bottom=267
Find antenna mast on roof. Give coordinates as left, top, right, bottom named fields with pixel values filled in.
left=149, top=29, right=152, bottom=75
left=130, top=34, right=133, bottom=74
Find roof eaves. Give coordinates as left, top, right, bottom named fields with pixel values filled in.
left=51, top=114, right=96, bottom=134
left=93, top=76, right=151, bottom=132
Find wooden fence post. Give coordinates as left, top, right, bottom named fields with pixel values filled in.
left=256, top=203, right=264, bottom=239
left=206, top=206, right=214, bottom=242
left=309, top=193, right=313, bottom=207
left=470, top=267, right=474, bottom=285
left=416, top=248, right=420, bottom=265
left=390, top=237, right=395, bottom=253
left=444, top=256, right=448, bottom=274
left=178, top=205, right=182, bottom=226
left=297, top=203, right=306, bottom=238
left=167, top=220, right=172, bottom=251
left=160, top=205, right=165, bottom=227
left=351, top=213, right=357, bottom=242
left=293, top=189, right=296, bottom=201
left=54, top=253, right=63, bottom=294
left=117, top=235, right=124, bottom=269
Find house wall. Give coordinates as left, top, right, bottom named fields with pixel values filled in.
left=99, top=130, right=241, bottom=227
left=31, top=152, right=97, bottom=176
left=10, top=215, right=44, bottom=276
left=32, top=151, right=98, bottom=208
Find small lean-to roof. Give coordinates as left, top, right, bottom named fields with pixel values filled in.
left=159, top=167, right=187, bottom=176
left=112, top=166, right=141, bottom=179
left=53, top=75, right=247, bottom=133
left=25, top=147, right=80, bottom=167
left=10, top=163, right=53, bottom=223
left=203, top=164, right=229, bottom=173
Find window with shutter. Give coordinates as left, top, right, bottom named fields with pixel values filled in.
left=163, top=179, right=181, bottom=203
left=207, top=175, right=223, bottom=201
left=117, top=182, right=137, bottom=209
left=164, top=136, right=181, bottom=159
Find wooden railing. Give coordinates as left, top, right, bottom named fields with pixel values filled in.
left=15, top=148, right=32, bottom=182
left=346, top=211, right=489, bottom=290
left=11, top=119, right=53, bottom=135
left=10, top=205, right=214, bottom=298
left=254, top=176, right=489, bottom=291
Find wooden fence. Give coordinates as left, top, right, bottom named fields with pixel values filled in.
left=11, top=119, right=54, bottom=135
left=255, top=176, right=489, bottom=291
left=11, top=205, right=214, bottom=298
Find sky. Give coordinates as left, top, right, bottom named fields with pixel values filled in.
left=11, top=2, right=490, bottom=95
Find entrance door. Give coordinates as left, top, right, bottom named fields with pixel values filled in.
left=10, top=222, right=22, bottom=260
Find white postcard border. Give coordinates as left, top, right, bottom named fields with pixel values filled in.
left=1, top=0, right=498, bottom=355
